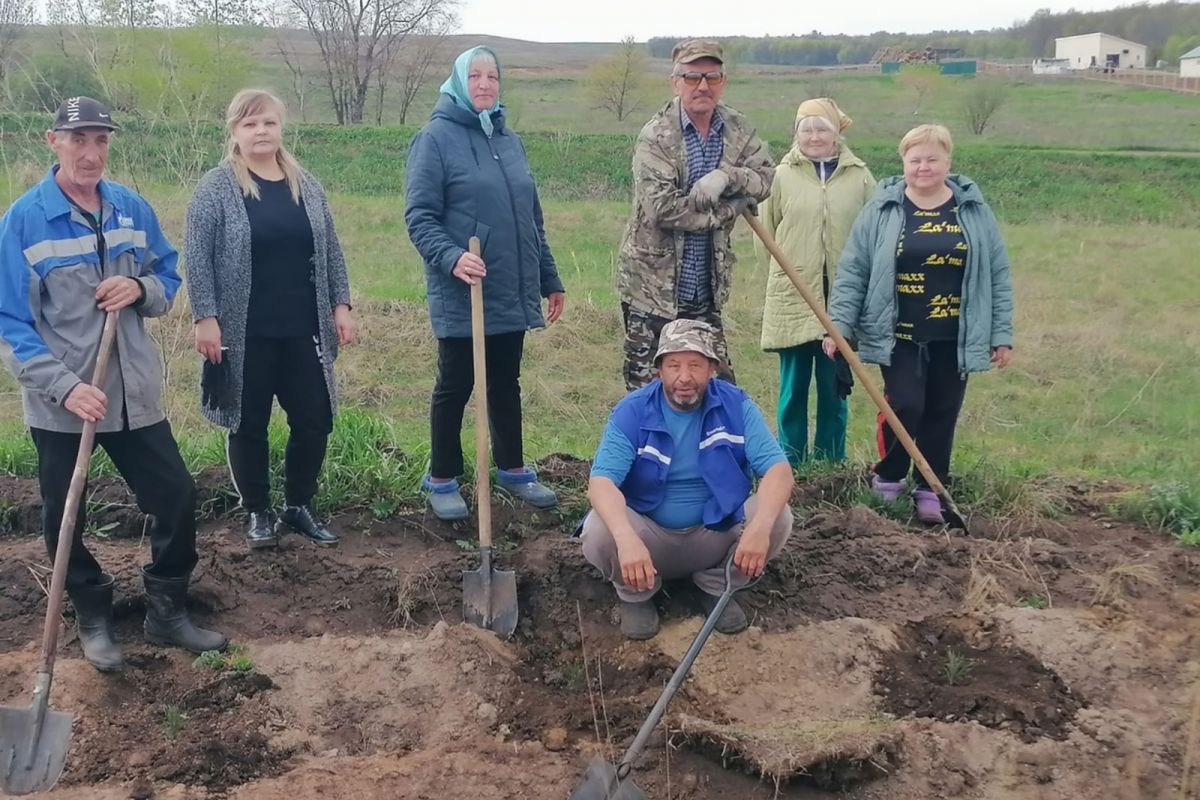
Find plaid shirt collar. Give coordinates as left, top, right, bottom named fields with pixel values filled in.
left=679, top=104, right=724, bottom=138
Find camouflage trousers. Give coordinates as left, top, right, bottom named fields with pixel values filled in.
left=621, top=302, right=735, bottom=391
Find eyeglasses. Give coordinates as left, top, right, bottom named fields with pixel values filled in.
left=674, top=71, right=726, bottom=87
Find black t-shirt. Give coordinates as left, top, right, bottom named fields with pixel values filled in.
left=894, top=195, right=967, bottom=342
left=244, top=173, right=318, bottom=338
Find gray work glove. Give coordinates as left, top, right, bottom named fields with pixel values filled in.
left=728, top=195, right=759, bottom=218
left=688, top=169, right=730, bottom=213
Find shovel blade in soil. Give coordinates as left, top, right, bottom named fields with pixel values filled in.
left=0, top=704, right=73, bottom=795
left=462, top=567, right=518, bottom=639
left=568, top=757, right=646, bottom=800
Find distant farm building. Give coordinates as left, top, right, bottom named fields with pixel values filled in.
left=1055, top=33, right=1147, bottom=70
left=1182, top=45, right=1200, bottom=78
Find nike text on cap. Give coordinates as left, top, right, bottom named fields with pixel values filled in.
left=52, top=96, right=119, bottom=131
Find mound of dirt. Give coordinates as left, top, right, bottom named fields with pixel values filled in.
left=660, top=618, right=903, bottom=788
left=876, top=617, right=1084, bottom=741
left=0, top=647, right=287, bottom=791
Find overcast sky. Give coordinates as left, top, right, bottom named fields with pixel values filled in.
left=457, top=0, right=1122, bottom=42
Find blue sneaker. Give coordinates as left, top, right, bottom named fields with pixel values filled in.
left=422, top=475, right=469, bottom=521
left=496, top=468, right=557, bottom=509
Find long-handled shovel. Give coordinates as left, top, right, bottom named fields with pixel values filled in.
left=569, top=558, right=747, bottom=800
left=743, top=211, right=969, bottom=532
left=1, top=309, right=119, bottom=795
left=461, top=236, right=519, bottom=639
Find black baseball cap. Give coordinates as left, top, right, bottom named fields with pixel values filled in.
left=52, top=96, right=119, bottom=131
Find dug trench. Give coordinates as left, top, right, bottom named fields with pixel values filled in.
left=0, top=458, right=1198, bottom=799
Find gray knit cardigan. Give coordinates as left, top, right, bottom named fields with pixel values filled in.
left=183, top=163, right=352, bottom=430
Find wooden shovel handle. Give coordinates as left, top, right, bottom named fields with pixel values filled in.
left=468, top=237, right=493, bottom=549
left=743, top=212, right=954, bottom=500
left=39, top=310, right=120, bottom=675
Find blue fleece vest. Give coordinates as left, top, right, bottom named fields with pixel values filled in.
left=611, top=378, right=752, bottom=531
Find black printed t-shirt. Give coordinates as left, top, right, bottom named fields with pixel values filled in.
left=894, top=195, right=967, bottom=342
left=244, top=172, right=319, bottom=338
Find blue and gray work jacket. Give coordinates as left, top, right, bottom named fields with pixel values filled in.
left=0, top=167, right=180, bottom=433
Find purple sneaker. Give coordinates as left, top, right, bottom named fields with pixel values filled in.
left=914, top=489, right=946, bottom=524
left=872, top=475, right=905, bottom=503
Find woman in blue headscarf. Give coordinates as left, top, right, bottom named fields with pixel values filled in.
left=405, top=46, right=566, bottom=521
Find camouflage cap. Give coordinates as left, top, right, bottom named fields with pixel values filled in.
left=672, top=39, right=724, bottom=65
left=655, top=319, right=720, bottom=363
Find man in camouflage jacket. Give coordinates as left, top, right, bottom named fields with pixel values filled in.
left=616, top=39, right=774, bottom=390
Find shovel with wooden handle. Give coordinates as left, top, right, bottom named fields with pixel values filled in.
left=1, top=309, right=120, bottom=795
left=461, top=236, right=519, bottom=638
left=743, top=211, right=970, bottom=532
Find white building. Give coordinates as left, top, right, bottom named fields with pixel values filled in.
left=1054, top=33, right=1147, bottom=70
left=1181, top=45, right=1200, bottom=78
left=1032, top=58, right=1070, bottom=75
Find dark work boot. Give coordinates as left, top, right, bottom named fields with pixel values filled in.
left=619, top=598, right=660, bottom=640
left=278, top=504, right=339, bottom=546
left=698, top=592, right=749, bottom=635
left=244, top=510, right=278, bottom=550
left=143, top=570, right=229, bottom=654
left=67, top=575, right=124, bottom=672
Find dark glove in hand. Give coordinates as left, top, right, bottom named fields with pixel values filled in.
left=201, top=356, right=235, bottom=411
left=729, top=196, right=759, bottom=217
left=834, top=352, right=854, bottom=399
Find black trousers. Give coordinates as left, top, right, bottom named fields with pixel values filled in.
left=875, top=339, right=968, bottom=488
left=228, top=335, right=333, bottom=511
left=31, top=420, right=198, bottom=590
left=430, top=331, right=525, bottom=479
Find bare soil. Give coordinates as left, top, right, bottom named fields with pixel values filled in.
left=1, top=460, right=1197, bottom=799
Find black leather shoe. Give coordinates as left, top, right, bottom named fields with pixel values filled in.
left=278, top=504, right=339, bottom=546
left=245, top=510, right=278, bottom=550
left=67, top=574, right=124, bottom=672
left=143, top=570, right=228, bottom=654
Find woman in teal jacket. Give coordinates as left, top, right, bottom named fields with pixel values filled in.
left=823, top=124, right=1013, bottom=523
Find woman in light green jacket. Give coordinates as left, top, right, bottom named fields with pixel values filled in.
left=757, top=98, right=875, bottom=465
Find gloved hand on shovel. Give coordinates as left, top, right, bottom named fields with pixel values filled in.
left=688, top=169, right=729, bottom=212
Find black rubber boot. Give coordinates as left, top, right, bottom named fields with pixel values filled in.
left=619, top=598, right=660, bottom=640
left=698, top=592, right=749, bottom=635
left=143, top=570, right=229, bottom=654
left=67, top=575, right=124, bottom=672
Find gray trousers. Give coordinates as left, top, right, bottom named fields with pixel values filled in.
left=580, top=494, right=793, bottom=602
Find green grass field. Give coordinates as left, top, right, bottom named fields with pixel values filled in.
left=1, top=71, right=1197, bottom=520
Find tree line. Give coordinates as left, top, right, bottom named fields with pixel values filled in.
left=648, top=2, right=1200, bottom=66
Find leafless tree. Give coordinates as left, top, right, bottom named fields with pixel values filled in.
left=374, top=11, right=450, bottom=124
left=265, top=2, right=317, bottom=120
left=286, top=0, right=453, bottom=125
left=960, top=78, right=1010, bottom=135
left=0, top=0, right=34, bottom=92
left=585, top=36, right=655, bottom=122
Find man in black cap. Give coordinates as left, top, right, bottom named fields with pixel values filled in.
left=0, top=96, right=227, bottom=672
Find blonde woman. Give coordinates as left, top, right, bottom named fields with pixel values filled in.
left=185, top=89, right=355, bottom=550
left=757, top=98, right=874, bottom=465
left=825, top=124, right=1014, bottom=523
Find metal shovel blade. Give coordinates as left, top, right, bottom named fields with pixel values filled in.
left=0, top=702, right=73, bottom=795
left=462, top=546, right=518, bottom=639
left=567, top=756, right=646, bottom=800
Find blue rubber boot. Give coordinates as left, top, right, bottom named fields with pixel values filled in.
left=422, top=475, right=469, bottom=521
left=496, top=468, right=558, bottom=509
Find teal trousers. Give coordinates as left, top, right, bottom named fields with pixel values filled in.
left=777, top=341, right=848, bottom=465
